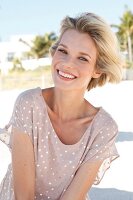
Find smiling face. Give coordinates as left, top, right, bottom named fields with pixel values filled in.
left=51, top=29, right=101, bottom=92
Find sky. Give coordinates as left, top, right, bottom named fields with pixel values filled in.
left=0, top=0, right=133, bottom=41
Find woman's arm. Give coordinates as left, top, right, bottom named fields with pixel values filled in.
left=60, top=161, right=102, bottom=200
left=12, top=128, right=35, bottom=200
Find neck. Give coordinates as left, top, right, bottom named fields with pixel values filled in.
left=51, top=87, right=87, bottom=121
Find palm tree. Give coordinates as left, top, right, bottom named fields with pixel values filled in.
left=30, top=32, right=57, bottom=58
left=112, top=7, right=133, bottom=64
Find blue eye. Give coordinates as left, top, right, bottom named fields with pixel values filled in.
left=79, top=57, right=88, bottom=62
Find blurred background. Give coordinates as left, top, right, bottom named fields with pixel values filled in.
left=0, top=0, right=133, bottom=199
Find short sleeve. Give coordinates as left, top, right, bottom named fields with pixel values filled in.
left=81, top=119, right=119, bottom=185
left=4, top=92, right=33, bottom=148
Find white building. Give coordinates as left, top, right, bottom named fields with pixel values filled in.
left=0, top=35, right=51, bottom=75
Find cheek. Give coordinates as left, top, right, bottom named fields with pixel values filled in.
left=79, top=66, right=92, bottom=76
left=51, top=54, right=58, bottom=71
left=52, top=53, right=61, bottom=66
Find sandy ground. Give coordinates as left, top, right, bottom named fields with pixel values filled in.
left=0, top=81, right=133, bottom=199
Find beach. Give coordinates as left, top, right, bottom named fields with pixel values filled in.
left=0, top=81, right=133, bottom=199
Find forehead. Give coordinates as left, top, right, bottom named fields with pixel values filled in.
left=59, top=29, right=97, bottom=54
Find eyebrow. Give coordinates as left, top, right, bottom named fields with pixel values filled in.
left=58, top=43, right=92, bottom=60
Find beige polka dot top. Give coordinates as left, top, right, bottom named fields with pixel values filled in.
left=0, top=87, right=119, bottom=200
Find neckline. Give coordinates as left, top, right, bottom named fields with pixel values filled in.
left=37, top=87, right=103, bottom=147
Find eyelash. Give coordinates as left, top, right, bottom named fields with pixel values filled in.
left=79, top=57, right=88, bottom=62
left=57, top=48, right=88, bottom=62
left=58, top=48, right=67, bottom=54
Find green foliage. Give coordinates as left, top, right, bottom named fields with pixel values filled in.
left=126, top=60, right=133, bottom=68
left=112, top=6, right=133, bottom=63
left=10, top=58, right=25, bottom=72
left=30, top=32, right=58, bottom=58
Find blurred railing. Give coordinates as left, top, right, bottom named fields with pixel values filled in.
left=0, top=75, right=53, bottom=90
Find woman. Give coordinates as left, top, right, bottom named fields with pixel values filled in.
left=0, top=12, right=122, bottom=200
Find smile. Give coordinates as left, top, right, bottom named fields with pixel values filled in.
left=57, top=70, right=77, bottom=80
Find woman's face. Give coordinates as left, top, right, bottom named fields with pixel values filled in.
left=51, top=29, right=100, bottom=91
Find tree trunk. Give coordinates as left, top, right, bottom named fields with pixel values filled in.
left=127, top=32, right=133, bottom=63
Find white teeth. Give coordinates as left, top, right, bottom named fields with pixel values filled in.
left=58, top=70, right=76, bottom=79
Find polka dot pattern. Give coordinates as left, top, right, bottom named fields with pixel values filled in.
left=0, top=87, right=119, bottom=200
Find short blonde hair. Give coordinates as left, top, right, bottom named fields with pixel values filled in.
left=50, top=12, right=122, bottom=91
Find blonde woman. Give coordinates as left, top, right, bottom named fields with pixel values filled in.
left=0, top=12, right=122, bottom=200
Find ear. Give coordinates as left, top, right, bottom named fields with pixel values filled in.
left=92, top=69, right=102, bottom=79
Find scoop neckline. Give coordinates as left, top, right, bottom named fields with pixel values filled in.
left=37, top=87, right=103, bottom=147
